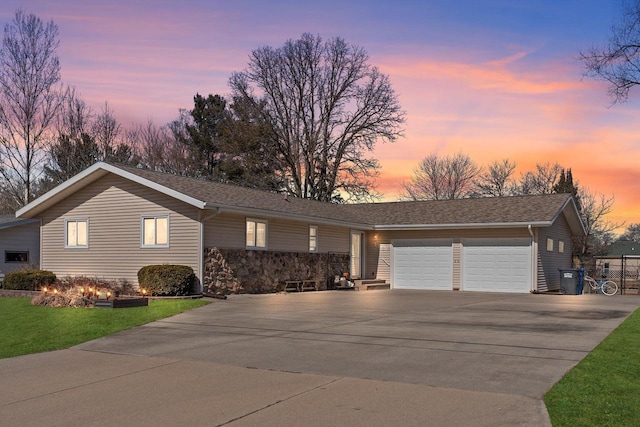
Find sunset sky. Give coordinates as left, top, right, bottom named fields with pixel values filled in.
left=1, top=1, right=638, bottom=231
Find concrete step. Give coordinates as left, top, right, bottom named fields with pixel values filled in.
left=355, top=279, right=390, bottom=291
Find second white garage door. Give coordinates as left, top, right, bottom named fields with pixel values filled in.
left=392, top=239, right=453, bottom=290
left=461, top=238, right=532, bottom=293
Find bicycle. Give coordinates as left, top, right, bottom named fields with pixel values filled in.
left=583, top=274, right=618, bottom=296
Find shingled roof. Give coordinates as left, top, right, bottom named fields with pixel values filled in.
left=342, top=193, right=578, bottom=227
left=16, top=162, right=585, bottom=234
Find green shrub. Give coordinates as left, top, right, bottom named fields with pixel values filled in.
left=2, top=269, right=56, bottom=291
left=137, top=264, right=197, bottom=296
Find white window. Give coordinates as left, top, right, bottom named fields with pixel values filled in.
left=141, top=215, right=169, bottom=247
left=546, top=238, right=554, bottom=252
left=246, top=219, right=267, bottom=249
left=558, top=240, right=565, bottom=253
left=65, top=219, right=88, bottom=248
left=309, top=225, right=318, bottom=252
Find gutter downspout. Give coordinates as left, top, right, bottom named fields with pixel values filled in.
left=528, top=225, right=537, bottom=293
left=199, top=208, right=221, bottom=293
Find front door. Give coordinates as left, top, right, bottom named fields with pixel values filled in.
left=351, top=231, right=363, bottom=278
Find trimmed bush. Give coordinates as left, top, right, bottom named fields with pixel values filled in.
left=2, top=269, right=56, bottom=291
left=137, top=264, right=197, bottom=296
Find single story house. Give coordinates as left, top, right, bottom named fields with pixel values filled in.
left=0, top=216, right=40, bottom=282
left=16, top=162, right=585, bottom=294
left=594, top=240, right=640, bottom=286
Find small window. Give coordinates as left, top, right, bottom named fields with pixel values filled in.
left=309, top=225, right=318, bottom=252
left=5, top=251, right=28, bottom=263
left=246, top=219, right=267, bottom=249
left=141, top=215, right=169, bottom=247
left=546, top=238, right=553, bottom=252
left=65, top=219, right=88, bottom=248
left=558, top=241, right=565, bottom=253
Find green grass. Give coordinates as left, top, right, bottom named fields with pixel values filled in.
left=0, top=297, right=209, bottom=359
left=544, top=308, right=640, bottom=426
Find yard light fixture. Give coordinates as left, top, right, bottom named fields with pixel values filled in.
left=53, top=288, right=58, bottom=295
left=42, top=286, right=48, bottom=294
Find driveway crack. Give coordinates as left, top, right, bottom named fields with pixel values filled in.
left=215, top=377, right=342, bottom=426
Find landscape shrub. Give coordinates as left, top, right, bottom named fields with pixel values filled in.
left=138, top=264, right=197, bottom=296
left=56, top=276, right=136, bottom=296
left=30, top=276, right=137, bottom=307
left=2, top=269, right=56, bottom=291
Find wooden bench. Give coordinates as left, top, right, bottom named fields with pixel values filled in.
left=284, top=280, right=302, bottom=292
left=282, top=279, right=322, bottom=292
left=301, top=279, right=321, bottom=292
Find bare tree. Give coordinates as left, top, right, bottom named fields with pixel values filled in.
left=0, top=10, right=62, bottom=206
left=576, top=188, right=622, bottom=259
left=580, top=1, right=640, bottom=103
left=515, top=162, right=562, bottom=195
left=229, top=33, right=405, bottom=202
left=132, top=120, right=197, bottom=176
left=92, top=102, right=122, bottom=160
left=402, top=152, right=481, bottom=200
left=619, top=223, right=640, bottom=242
left=471, top=158, right=517, bottom=197
left=56, top=87, right=93, bottom=140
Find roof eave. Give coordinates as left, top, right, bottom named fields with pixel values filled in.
left=552, top=195, right=587, bottom=236
left=373, top=221, right=552, bottom=231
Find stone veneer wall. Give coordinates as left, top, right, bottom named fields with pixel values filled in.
left=203, top=247, right=350, bottom=294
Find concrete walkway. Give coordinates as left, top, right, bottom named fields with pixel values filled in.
left=2, top=291, right=639, bottom=426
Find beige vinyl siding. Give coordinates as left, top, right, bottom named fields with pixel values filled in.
left=40, top=174, right=200, bottom=285
left=537, top=214, right=573, bottom=292
left=0, top=222, right=40, bottom=274
left=364, top=228, right=530, bottom=280
left=204, top=214, right=351, bottom=253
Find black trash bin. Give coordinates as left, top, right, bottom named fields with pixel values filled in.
left=559, top=269, right=580, bottom=294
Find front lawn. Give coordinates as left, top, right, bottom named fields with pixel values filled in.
left=0, top=297, right=209, bottom=359
left=544, top=307, right=640, bottom=426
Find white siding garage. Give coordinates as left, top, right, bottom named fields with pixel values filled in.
left=392, top=239, right=453, bottom=290
left=461, top=238, right=532, bottom=293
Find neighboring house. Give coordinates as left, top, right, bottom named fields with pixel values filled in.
left=594, top=240, right=640, bottom=286
left=0, top=216, right=40, bottom=282
left=16, top=162, right=585, bottom=294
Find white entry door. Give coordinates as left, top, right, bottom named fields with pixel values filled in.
left=461, top=238, right=532, bottom=293
left=392, top=239, right=453, bottom=290
left=350, top=231, right=363, bottom=278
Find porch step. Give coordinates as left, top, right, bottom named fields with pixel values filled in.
left=355, top=279, right=390, bottom=291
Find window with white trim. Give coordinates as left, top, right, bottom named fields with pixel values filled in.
left=558, top=240, right=565, bottom=253
left=141, top=215, right=169, bottom=247
left=546, top=238, right=554, bottom=252
left=65, top=219, right=88, bottom=248
left=309, top=225, right=318, bottom=252
left=246, top=219, right=267, bottom=249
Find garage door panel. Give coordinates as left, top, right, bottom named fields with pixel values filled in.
left=393, top=240, right=452, bottom=290
left=462, top=238, right=531, bottom=293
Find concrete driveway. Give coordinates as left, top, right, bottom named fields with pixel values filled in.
left=2, top=290, right=639, bottom=426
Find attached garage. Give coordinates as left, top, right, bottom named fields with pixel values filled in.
left=392, top=239, right=453, bottom=290
left=461, top=238, right=532, bottom=293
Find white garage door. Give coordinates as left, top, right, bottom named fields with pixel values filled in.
left=462, top=238, right=532, bottom=293
left=392, top=240, right=453, bottom=290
